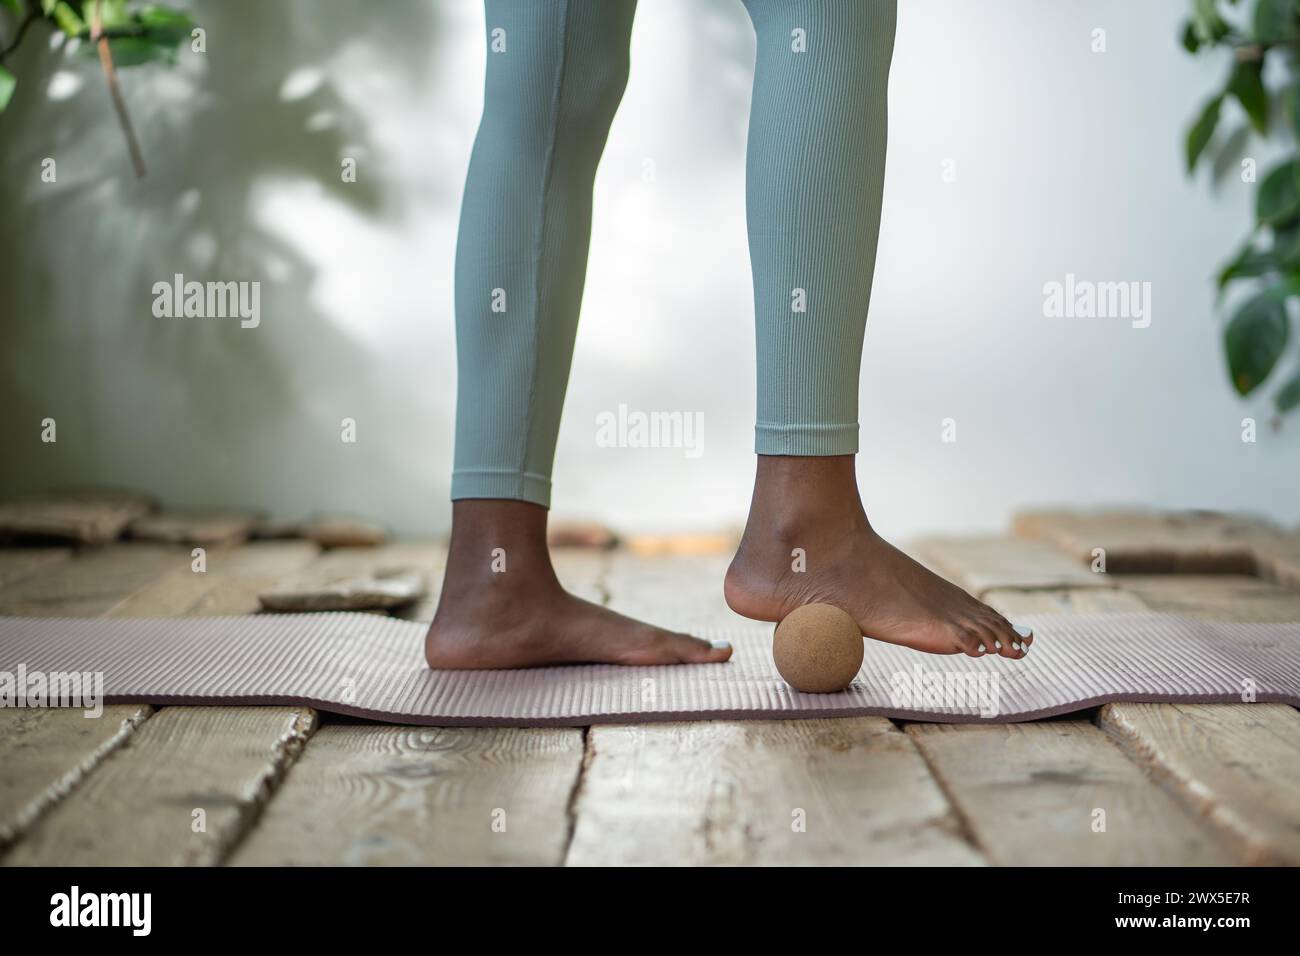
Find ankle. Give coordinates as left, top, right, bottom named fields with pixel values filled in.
left=442, top=499, right=562, bottom=597
left=740, top=455, right=870, bottom=548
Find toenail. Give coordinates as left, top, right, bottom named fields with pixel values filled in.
left=1013, top=624, right=1033, bottom=638
left=993, top=640, right=1002, bottom=650
left=710, top=639, right=731, bottom=650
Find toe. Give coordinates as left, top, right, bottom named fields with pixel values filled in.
left=1012, top=622, right=1034, bottom=652
left=971, top=620, right=1009, bottom=657
left=986, top=618, right=1024, bottom=658
left=952, top=624, right=989, bottom=658
left=674, top=632, right=733, bottom=664
left=978, top=610, right=1029, bottom=658
left=616, top=628, right=732, bottom=665
left=995, top=620, right=1033, bottom=657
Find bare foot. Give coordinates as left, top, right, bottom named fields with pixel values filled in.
left=426, top=500, right=732, bottom=669
left=724, top=456, right=1033, bottom=659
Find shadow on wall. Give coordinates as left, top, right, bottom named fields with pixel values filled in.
left=0, top=0, right=446, bottom=524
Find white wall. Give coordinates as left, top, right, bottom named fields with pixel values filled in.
left=2, top=0, right=1294, bottom=540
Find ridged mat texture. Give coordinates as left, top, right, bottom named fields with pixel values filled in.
left=1, top=613, right=1298, bottom=725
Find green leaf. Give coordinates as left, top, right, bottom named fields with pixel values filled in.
left=1187, top=95, right=1222, bottom=172
left=1, top=0, right=24, bottom=14
left=1211, top=123, right=1253, bottom=183
left=0, top=63, right=15, bottom=112
left=1225, top=286, right=1291, bottom=395
left=1253, top=0, right=1299, bottom=42
left=1218, top=241, right=1276, bottom=289
left=134, top=5, right=194, bottom=45
left=1286, top=82, right=1300, bottom=134
left=1193, top=0, right=1230, bottom=42
left=1228, top=60, right=1269, bottom=135
left=103, top=35, right=177, bottom=66
left=95, top=0, right=132, bottom=31
left=1257, top=159, right=1300, bottom=227
left=51, top=1, right=83, bottom=37
left=1275, top=369, right=1300, bottom=412
left=1275, top=224, right=1300, bottom=270
left=1181, top=19, right=1202, bottom=53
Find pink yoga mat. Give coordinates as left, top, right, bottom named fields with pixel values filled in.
left=0, top=613, right=1297, bottom=724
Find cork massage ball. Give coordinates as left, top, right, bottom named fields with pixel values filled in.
left=773, top=603, right=864, bottom=693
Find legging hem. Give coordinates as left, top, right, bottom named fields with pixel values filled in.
left=754, top=422, right=859, bottom=456
left=450, top=469, right=552, bottom=508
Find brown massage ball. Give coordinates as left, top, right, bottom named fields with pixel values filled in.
left=773, top=603, right=864, bottom=693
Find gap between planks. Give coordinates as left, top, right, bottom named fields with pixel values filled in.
left=0, top=540, right=322, bottom=863
left=563, top=550, right=986, bottom=866
left=226, top=545, right=593, bottom=866
left=915, top=538, right=1300, bottom=868
left=949, top=544, right=1300, bottom=865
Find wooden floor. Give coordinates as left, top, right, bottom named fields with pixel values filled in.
left=1, top=510, right=1299, bottom=866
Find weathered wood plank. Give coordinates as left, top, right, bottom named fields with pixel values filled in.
left=547, top=520, right=618, bottom=550
left=1012, top=509, right=1270, bottom=574
left=229, top=725, right=583, bottom=866
left=1250, top=532, right=1300, bottom=588
left=257, top=541, right=441, bottom=612
left=567, top=719, right=984, bottom=866
left=601, top=550, right=736, bottom=631
left=0, top=548, right=73, bottom=588
left=301, top=515, right=387, bottom=548
left=0, top=542, right=188, bottom=847
left=984, top=587, right=1147, bottom=616
left=107, top=540, right=319, bottom=617
left=572, top=550, right=981, bottom=865
left=0, top=490, right=154, bottom=545
left=986, top=586, right=1300, bottom=864
left=624, top=531, right=740, bottom=556
left=4, top=707, right=317, bottom=866
left=906, top=721, right=1233, bottom=865
left=0, top=540, right=320, bottom=862
left=127, top=510, right=259, bottom=547
left=1097, top=702, right=1300, bottom=865
left=0, top=706, right=152, bottom=852
left=1113, top=574, right=1300, bottom=622
left=0, top=543, right=191, bottom=617
left=912, top=535, right=1110, bottom=597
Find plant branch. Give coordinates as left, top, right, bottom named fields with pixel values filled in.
left=0, top=10, right=39, bottom=63
left=90, top=0, right=146, bottom=178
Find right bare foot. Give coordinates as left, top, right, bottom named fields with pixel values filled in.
left=724, top=456, right=1034, bottom=659
left=425, top=500, right=732, bottom=669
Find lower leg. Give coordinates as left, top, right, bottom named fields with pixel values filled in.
left=428, top=501, right=731, bottom=669
left=730, top=3, right=1029, bottom=657
left=431, top=0, right=729, bottom=669
left=725, top=457, right=1032, bottom=658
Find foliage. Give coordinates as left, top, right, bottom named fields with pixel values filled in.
left=1184, top=0, right=1300, bottom=418
left=0, top=0, right=193, bottom=175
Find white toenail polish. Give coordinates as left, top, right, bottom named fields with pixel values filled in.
left=993, top=640, right=1001, bottom=650
left=1013, top=624, right=1033, bottom=638
left=710, top=639, right=731, bottom=650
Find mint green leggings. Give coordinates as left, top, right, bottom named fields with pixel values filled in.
left=452, top=0, right=897, bottom=507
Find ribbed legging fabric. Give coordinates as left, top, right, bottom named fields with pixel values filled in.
left=452, top=0, right=897, bottom=507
